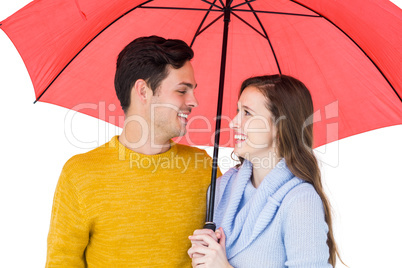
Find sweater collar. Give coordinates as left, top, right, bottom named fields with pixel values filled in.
left=217, top=159, right=303, bottom=259
left=108, top=135, right=178, bottom=161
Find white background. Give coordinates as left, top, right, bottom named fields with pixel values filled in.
left=1, top=1, right=401, bottom=267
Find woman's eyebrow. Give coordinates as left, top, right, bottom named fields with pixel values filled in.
left=242, top=105, right=255, bottom=113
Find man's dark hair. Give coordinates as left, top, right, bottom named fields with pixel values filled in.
left=114, top=35, right=194, bottom=113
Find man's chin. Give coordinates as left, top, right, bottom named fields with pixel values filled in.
left=178, top=128, right=187, bottom=137
left=170, top=128, right=187, bottom=140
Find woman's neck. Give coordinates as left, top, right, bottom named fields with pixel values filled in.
left=250, top=152, right=281, bottom=188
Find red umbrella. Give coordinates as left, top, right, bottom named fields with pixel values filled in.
left=1, top=0, right=401, bottom=225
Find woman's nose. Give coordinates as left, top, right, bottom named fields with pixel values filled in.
left=229, top=113, right=239, bottom=129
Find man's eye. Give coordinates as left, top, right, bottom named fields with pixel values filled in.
left=244, top=110, right=251, bottom=116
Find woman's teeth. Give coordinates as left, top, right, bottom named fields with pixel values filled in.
left=234, top=134, right=247, bottom=141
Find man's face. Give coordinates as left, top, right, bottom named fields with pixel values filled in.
left=150, top=60, right=198, bottom=143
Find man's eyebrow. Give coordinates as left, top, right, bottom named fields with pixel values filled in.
left=179, top=82, right=197, bottom=89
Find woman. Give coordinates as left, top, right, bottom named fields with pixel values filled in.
left=188, top=75, right=341, bottom=267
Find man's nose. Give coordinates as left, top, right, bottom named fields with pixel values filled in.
left=186, top=92, right=199, bottom=108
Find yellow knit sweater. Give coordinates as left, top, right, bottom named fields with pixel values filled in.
left=46, top=136, right=218, bottom=267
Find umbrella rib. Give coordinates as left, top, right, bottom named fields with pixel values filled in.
left=191, top=0, right=222, bottom=47
left=231, top=0, right=256, bottom=9
left=34, top=0, right=156, bottom=103
left=232, top=9, right=320, bottom=17
left=139, top=6, right=222, bottom=12
left=33, top=0, right=226, bottom=103
left=200, top=0, right=223, bottom=10
left=192, top=14, right=225, bottom=46
left=289, top=0, right=402, bottom=102
left=231, top=12, right=266, bottom=39
left=245, top=1, right=282, bottom=74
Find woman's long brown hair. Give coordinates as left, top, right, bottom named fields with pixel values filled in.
left=239, top=74, right=342, bottom=266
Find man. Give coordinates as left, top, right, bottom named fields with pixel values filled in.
left=46, top=36, right=218, bottom=267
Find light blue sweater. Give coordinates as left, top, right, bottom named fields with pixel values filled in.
left=214, top=159, right=332, bottom=268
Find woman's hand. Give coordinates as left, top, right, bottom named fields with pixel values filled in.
left=188, top=227, right=233, bottom=268
left=188, top=228, right=220, bottom=259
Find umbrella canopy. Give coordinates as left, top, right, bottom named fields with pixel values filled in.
left=1, top=0, right=401, bottom=149
left=1, top=1, right=402, bottom=266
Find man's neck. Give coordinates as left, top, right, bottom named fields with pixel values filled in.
left=119, top=128, right=171, bottom=155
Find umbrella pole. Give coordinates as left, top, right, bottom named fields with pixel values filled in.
left=204, top=3, right=231, bottom=232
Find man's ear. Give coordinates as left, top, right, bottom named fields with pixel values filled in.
left=132, top=79, right=151, bottom=104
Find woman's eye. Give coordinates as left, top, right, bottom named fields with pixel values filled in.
left=244, top=110, right=251, bottom=116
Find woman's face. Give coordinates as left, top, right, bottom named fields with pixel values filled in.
left=230, top=86, right=277, bottom=162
